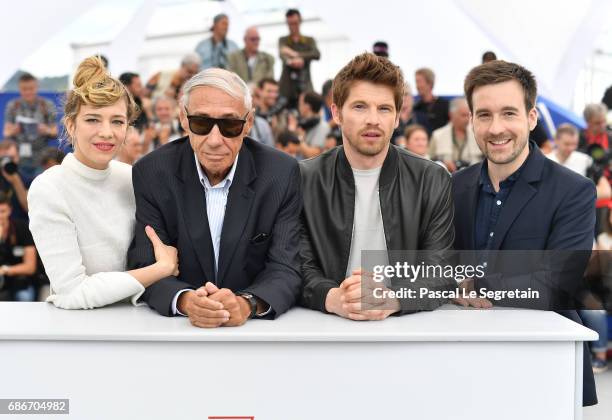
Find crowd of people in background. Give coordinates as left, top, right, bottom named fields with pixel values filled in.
left=0, top=7, right=611, bottom=372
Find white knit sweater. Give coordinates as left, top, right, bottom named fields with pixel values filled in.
left=28, top=153, right=145, bottom=309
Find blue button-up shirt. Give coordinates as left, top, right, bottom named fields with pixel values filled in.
left=474, top=158, right=525, bottom=251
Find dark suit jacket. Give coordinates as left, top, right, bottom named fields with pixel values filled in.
left=452, top=144, right=598, bottom=406
left=127, top=136, right=302, bottom=318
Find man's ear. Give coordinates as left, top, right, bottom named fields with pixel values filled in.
left=241, top=108, right=255, bottom=137
left=179, top=107, right=189, bottom=133
left=331, top=103, right=342, bottom=126
left=528, top=106, right=538, bottom=131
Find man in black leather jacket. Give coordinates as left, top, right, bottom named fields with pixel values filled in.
left=299, top=53, right=456, bottom=319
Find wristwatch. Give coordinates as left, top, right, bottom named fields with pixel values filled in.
left=237, top=292, right=257, bottom=319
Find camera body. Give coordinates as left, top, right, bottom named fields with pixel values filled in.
left=0, top=157, right=18, bottom=175
left=258, top=96, right=289, bottom=120
left=585, top=144, right=612, bottom=183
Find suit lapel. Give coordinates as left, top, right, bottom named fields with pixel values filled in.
left=177, top=142, right=217, bottom=284
left=216, top=144, right=257, bottom=285
left=456, top=163, right=482, bottom=249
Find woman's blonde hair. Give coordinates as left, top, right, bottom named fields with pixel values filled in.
left=63, top=56, right=139, bottom=143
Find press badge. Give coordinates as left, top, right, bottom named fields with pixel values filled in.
left=19, top=143, right=32, bottom=158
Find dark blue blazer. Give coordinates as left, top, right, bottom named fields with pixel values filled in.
left=127, top=136, right=302, bottom=318
left=453, top=145, right=595, bottom=252
left=452, top=144, right=598, bottom=406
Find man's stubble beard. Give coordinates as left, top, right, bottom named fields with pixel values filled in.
left=482, top=130, right=529, bottom=165
left=342, top=129, right=389, bottom=158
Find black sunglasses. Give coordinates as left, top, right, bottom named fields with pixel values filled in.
left=185, top=110, right=248, bottom=138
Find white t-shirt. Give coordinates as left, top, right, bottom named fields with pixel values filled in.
left=546, top=151, right=592, bottom=177
left=345, top=166, right=388, bottom=277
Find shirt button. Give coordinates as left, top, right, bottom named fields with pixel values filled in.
left=483, top=262, right=488, bottom=268
left=496, top=200, right=502, bottom=205
left=489, top=232, right=494, bottom=237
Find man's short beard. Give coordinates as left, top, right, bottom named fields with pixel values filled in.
left=485, top=135, right=528, bottom=165
left=344, top=133, right=389, bottom=157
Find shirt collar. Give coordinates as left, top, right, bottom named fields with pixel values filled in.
left=479, top=142, right=532, bottom=189
left=194, top=153, right=239, bottom=191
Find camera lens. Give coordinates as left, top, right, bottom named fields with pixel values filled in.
left=1, top=158, right=17, bottom=175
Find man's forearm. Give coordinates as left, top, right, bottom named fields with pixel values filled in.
left=4, top=262, right=36, bottom=276
left=12, top=178, right=28, bottom=212
left=299, top=46, right=320, bottom=61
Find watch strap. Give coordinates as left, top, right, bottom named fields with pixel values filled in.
left=238, top=292, right=257, bottom=319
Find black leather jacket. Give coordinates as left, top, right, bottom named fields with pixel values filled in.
left=299, top=145, right=456, bottom=314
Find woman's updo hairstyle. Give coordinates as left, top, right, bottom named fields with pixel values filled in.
left=63, top=56, right=139, bottom=143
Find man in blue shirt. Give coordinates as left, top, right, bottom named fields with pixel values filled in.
left=195, top=13, right=238, bottom=70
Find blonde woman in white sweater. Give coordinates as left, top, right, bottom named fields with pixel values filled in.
left=28, top=56, right=179, bottom=309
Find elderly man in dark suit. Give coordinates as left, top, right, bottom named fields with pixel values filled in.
left=452, top=60, right=598, bottom=406
left=128, top=68, right=302, bottom=328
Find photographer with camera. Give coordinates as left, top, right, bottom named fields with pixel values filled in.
left=256, top=78, right=290, bottom=138
left=547, top=123, right=611, bottom=199
left=579, top=103, right=611, bottom=153
left=295, top=91, right=328, bottom=158
left=278, top=9, right=320, bottom=110
left=3, top=73, right=58, bottom=177
left=428, top=97, right=482, bottom=172
left=0, top=191, right=37, bottom=302
left=0, top=140, right=31, bottom=221
left=150, top=96, right=182, bottom=150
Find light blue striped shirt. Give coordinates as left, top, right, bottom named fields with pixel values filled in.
left=194, top=152, right=239, bottom=274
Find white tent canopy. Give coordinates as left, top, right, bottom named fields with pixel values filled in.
left=306, top=0, right=611, bottom=107
left=1, top=0, right=611, bottom=110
